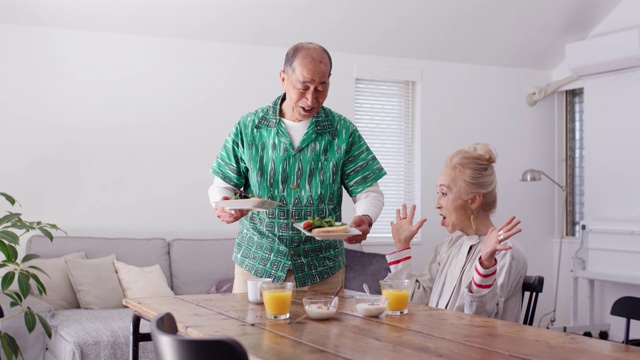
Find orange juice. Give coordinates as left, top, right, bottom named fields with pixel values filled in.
left=382, top=288, right=410, bottom=312
left=263, top=289, right=293, bottom=317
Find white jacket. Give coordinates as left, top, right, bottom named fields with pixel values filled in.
left=385, top=233, right=528, bottom=322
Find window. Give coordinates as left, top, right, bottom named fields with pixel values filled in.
left=565, top=88, right=584, bottom=237
left=354, top=76, right=419, bottom=239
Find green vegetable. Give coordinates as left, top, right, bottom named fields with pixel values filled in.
left=303, top=217, right=344, bottom=230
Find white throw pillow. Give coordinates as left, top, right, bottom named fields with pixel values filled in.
left=65, top=254, right=125, bottom=309
left=28, top=252, right=86, bottom=310
left=114, top=260, right=174, bottom=298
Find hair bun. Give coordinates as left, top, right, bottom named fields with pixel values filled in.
left=466, top=143, right=497, bottom=165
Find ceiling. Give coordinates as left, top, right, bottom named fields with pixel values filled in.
left=0, top=0, right=623, bottom=70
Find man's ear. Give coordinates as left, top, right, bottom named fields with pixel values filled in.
left=279, top=70, right=287, bottom=90
left=467, top=194, right=483, bottom=210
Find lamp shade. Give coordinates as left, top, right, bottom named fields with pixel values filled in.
left=521, top=169, right=543, bottom=182
left=520, top=169, right=566, bottom=191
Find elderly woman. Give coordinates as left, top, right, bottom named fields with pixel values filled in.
left=385, top=143, right=527, bottom=322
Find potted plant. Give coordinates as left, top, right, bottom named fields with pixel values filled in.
left=0, top=192, right=64, bottom=360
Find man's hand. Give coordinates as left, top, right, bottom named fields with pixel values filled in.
left=215, top=196, right=250, bottom=224
left=345, top=215, right=372, bottom=245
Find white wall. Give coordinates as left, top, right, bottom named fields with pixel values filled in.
left=550, top=0, right=640, bottom=343
left=0, top=23, right=557, bottom=323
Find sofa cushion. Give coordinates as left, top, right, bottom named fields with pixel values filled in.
left=47, top=308, right=157, bottom=360
left=114, top=260, right=174, bottom=298
left=27, top=235, right=172, bottom=289
left=29, top=251, right=86, bottom=310
left=170, top=238, right=235, bottom=295
left=66, top=255, right=125, bottom=309
left=344, top=249, right=390, bottom=295
left=207, top=277, right=234, bottom=294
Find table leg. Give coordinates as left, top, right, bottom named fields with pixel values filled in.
left=131, top=311, right=152, bottom=360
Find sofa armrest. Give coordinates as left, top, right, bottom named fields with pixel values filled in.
left=0, top=296, right=53, bottom=360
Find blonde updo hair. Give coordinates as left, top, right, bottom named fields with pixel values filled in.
left=444, top=143, right=498, bottom=213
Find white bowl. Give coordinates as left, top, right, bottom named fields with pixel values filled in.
left=303, top=295, right=339, bottom=320
left=355, top=294, right=388, bottom=317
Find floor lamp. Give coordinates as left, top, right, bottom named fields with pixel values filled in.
left=521, top=169, right=565, bottom=327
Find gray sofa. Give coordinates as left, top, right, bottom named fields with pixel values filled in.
left=1, top=235, right=235, bottom=360
left=2, top=235, right=389, bottom=360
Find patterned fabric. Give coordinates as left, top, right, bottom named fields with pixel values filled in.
left=211, top=93, right=386, bottom=287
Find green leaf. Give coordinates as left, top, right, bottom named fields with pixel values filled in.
left=1, top=271, right=15, bottom=292
left=3, top=245, right=18, bottom=263
left=25, top=264, right=49, bottom=277
left=36, top=312, right=53, bottom=339
left=0, top=213, right=22, bottom=227
left=21, top=253, right=40, bottom=263
left=4, top=290, right=22, bottom=304
left=24, top=308, right=37, bottom=333
left=29, top=272, right=47, bottom=296
left=0, top=241, right=12, bottom=261
left=1, top=332, right=15, bottom=360
left=17, top=272, right=31, bottom=299
left=9, top=301, right=18, bottom=308
left=38, top=227, right=53, bottom=241
left=0, top=192, right=17, bottom=206
left=0, top=230, right=20, bottom=245
left=0, top=331, right=22, bottom=360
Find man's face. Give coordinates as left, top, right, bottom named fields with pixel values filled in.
left=279, top=54, right=331, bottom=122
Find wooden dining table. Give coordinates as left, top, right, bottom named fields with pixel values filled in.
left=124, top=291, right=640, bottom=359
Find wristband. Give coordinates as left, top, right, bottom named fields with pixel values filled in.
left=362, top=214, right=373, bottom=229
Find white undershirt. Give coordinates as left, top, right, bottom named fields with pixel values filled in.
left=281, top=117, right=310, bottom=148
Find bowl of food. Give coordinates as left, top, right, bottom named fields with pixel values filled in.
left=303, top=295, right=339, bottom=320
left=355, top=294, right=388, bottom=317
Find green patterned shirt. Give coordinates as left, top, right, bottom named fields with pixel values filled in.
left=211, top=94, right=386, bottom=287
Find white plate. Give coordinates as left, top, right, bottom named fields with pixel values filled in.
left=293, top=222, right=362, bottom=240
left=213, top=198, right=282, bottom=211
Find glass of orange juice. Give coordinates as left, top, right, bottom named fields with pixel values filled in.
left=380, top=279, right=411, bottom=315
left=261, top=282, right=294, bottom=319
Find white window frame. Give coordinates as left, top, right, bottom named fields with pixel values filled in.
left=353, top=65, right=422, bottom=244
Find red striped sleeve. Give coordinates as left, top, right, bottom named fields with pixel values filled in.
left=388, top=255, right=412, bottom=267
left=388, top=247, right=411, bottom=255
left=470, top=256, right=497, bottom=293
left=386, top=248, right=412, bottom=272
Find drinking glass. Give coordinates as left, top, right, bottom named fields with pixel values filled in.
left=380, top=279, right=411, bottom=315
left=261, top=282, right=294, bottom=319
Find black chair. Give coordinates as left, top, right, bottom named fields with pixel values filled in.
left=610, top=296, right=640, bottom=345
left=521, top=275, right=544, bottom=326
left=151, top=312, right=249, bottom=360
left=344, top=248, right=390, bottom=294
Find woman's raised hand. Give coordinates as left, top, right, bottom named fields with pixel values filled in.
left=480, top=216, right=521, bottom=269
left=390, top=204, right=427, bottom=251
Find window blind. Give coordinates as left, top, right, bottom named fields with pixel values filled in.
left=354, top=78, right=418, bottom=238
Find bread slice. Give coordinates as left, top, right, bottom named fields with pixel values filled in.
left=311, top=224, right=349, bottom=235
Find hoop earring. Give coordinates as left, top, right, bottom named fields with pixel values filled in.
left=470, top=214, right=476, bottom=230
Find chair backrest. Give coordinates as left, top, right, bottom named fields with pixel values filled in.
left=344, top=249, right=390, bottom=294
left=610, top=296, right=640, bottom=345
left=521, top=275, right=544, bottom=326
left=151, top=312, right=249, bottom=360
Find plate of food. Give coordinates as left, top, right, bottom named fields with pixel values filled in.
left=213, top=197, right=282, bottom=211
left=293, top=217, right=362, bottom=240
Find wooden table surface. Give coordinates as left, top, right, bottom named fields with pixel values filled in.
left=124, top=292, right=640, bottom=359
